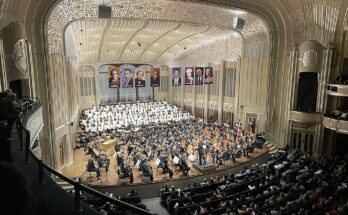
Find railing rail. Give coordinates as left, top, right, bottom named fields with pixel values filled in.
left=17, top=98, right=154, bottom=215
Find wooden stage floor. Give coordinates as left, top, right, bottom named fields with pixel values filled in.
left=62, top=146, right=269, bottom=186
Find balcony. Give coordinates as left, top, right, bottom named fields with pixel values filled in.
left=288, top=111, right=322, bottom=124
left=326, top=83, right=348, bottom=97
left=323, top=116, right=348, bottom=134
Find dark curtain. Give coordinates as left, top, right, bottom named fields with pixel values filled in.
left=297, top=72, right=318, bottom=112
left=9, top=80, right=22, bottom=99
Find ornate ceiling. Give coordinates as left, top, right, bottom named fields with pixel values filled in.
left=46, top=0, right=267, bottom=65
left=65, top=18, right=243, bottom=65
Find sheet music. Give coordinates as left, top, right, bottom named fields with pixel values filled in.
left=136, top=159, right=141, bottom=167
left=155, top=158, right=161, bottom=166
left=173, top=156, right=179, bottom=164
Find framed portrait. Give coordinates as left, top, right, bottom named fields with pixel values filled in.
left=184, top=67, right=194, bottom=85
left=172, top=67, right=181, bottom=86
left=135, top=68, right=146, bottom=87
left=204, top=67, right=214, bottom=84
left=195, top=67, right=204, bottom=85
left=108, top=66, right=120, bottom=88
left=121, top=65, right=135, bottom=88
left=150, top=67, right=160, bottom=87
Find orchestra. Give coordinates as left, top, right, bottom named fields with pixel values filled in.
left=80, top=101, right=261, bottom=183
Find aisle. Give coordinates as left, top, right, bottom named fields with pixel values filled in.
left=142, top=197, right=169, bottom=215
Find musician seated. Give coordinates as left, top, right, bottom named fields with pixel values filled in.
left=114, top=143, right=121, bottom=152
left=97, top=155, right=110, bottom=172
left=87, top=157, right=101, bottom=178
left=116, top=152, right=124, bottom=166
left=119, top=161, right=133, bottom=183
left=178, top=156, right=190, bottom=176
left=140, top=159, right=153, bottom=181
left=161, top=159, right=173, bottom=178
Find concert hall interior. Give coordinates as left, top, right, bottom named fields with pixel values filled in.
left=1, top=0, right=348, bottom=215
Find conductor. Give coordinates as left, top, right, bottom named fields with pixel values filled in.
left=198, top=141, right=206, bottom=166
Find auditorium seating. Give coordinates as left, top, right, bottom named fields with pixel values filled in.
left=160, top=150, right=348, bottom=215
left=79, top=191, right=149, bottom=215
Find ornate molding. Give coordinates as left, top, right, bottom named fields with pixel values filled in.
left=12, top=39, right=29, bottom=79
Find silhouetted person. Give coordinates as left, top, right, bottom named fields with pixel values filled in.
left=0, top=162, right=36, bottom=215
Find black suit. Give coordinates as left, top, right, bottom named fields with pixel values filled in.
left=124, top=78, right=133, bottom=87
left=172, top=78, right=181, bottom=86
left=87, top=159, right=100, bottom=177
left=195, top=76, right=203, bottom=85
left=151, top=77, right=160, bottom=86
left=141, top=162, right=153, bottom=181
left=179, top=158, right=190, bottom=176
left=121, top=164, right=133, bottom=183
left=135, top=78, right=145, bottom=87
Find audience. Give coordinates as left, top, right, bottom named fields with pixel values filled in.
left=160, top=149, right=348, bottom=215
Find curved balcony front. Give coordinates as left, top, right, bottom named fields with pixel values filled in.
left=289, top=111, right=322, bottom=124
left=323, top=116, right=348, bottom=134
left=326, top=84, right=348, bottom=97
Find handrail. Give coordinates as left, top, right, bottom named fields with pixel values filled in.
left=17, top=98, right=154, bottom=215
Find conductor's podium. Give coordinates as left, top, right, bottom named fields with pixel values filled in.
left=101, top=139, right=116, bottom=153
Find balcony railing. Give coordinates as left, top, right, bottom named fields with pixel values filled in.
left=17, top=98, right=154, bottom=215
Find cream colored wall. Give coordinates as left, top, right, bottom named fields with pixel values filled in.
left=0, top=39, right=6, bottom=91
left=47, top=55, right=79, bottom=170
left=238, top=57, right=269, bottom=133
left=78, top=70, right=97, bottom=110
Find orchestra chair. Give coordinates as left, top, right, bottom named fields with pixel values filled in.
left=156, top=163, right=163, bottom=176
left=86, top=165, right=96, bottom=182
left=141, top=174, right=152, bottom=183
left=139, top=167, right=152, bottom=183
left=246, top=147, right=255, bottom=158
left=117, top=169, right=131, bottom=184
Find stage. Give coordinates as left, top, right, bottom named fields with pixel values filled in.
left=191, top=161, right=217, bottom=173
left=62, top=146, right=269, bottom=198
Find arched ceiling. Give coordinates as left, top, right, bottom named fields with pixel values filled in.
left=65, top=18, right=243, bottom=65
left=1, top=0, right=347, bottom=60
left=46, top=0, right=267, bottom=57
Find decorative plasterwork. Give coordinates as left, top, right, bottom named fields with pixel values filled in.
left=241, top=20, right=267, bottom=38
left=66, top=18, right=241, bottom=65
left=12, top=39, right=29, bottom=77
left=46, top=0, right=266, bottom=55
left=174, top=33, right=241, bottom=65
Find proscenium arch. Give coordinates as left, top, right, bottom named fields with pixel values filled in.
left=21, top=0, right=295, bottom=168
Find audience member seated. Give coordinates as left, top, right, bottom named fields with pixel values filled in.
left=159, top=149, right=348, bottom=215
